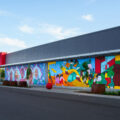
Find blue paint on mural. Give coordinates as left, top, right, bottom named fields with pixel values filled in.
left=5, top=63, right=46, bottom=85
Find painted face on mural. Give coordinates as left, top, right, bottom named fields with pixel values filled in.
left=15, top=70, right=19, bottom=80
left=35, top=69, right=38, bottom=79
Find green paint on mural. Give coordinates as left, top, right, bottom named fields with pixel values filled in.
left=107, top=66, right=114, bottom=78
left=115, top=61, right=120, bottom=64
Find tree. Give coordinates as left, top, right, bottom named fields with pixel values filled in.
left=0, top=69, right=5, bottom=80
left=26, top=65, right=32, bottom=79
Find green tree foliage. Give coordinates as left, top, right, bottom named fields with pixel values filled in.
left=82, top=62, right=89, bottom=80
left=26, top=65, right=32, bottom=79
left=0, top=69, right=5, bottom=81
left=1, top=69, right=5, bottom=78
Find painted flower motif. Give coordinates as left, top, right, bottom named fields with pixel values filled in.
left=66, top=63, right=70, bottom=68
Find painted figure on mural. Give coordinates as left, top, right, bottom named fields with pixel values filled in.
left=59, top=74, right=65, bottom=86
left=5, top=63, right=45, bottom=86
left=15, top=70, right=19, bottom=81
left=96, top=74, right=102, bottom=84
left=55, top=74, right=60, bottom=85
left=10, top=71, right=13, bottom=81
left=20, top=67, right=25, bottom=81
left=33, top=69, right=39, bottom=85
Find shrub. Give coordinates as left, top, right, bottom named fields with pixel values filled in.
left=10, top=81, right=18, bottom=86
left=0, top=69, right=5, bottom=81
left=104, top=91, right=119, bottom=95
left=1, top=69, right=5, bottom=79
left=3, top=81, right=10, bottom=86
left=19, top=81, right=28, bottom=87
left=118, top=91, right=120, bottom=95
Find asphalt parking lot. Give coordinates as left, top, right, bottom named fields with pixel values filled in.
left=0, top=87, right=120, bottom=120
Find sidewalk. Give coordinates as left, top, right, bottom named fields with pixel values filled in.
left=0, top=85, right=120, bottom=99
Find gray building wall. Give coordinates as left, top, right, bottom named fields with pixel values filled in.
left=6, top=26, right=120, bottom=64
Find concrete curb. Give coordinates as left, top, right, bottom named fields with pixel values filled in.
left=0, top=85, right=120, bottom=100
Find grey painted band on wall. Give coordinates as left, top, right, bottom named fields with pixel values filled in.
left=1, top=48, right=120, bottom=67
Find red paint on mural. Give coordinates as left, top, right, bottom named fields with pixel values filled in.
left=95, top=56, right=105, bottom=74
left=113, top=64, right=120, bottom=86
left=108, top=58, right=115, bottom=68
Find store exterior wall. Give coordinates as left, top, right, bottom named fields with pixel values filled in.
left=5, top=63, right=46, bottom=86
left=48, top=55, right=120, bottom=89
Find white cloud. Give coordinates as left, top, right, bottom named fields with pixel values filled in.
left=0, top=10, right=13, bottom=16
left=38, top=24, right=81, bottom=39
left=81, top=14, right=94, bottom=21
left=0, top=37, right=27, bottom=48
left=19, top=25, right=34, bottom=34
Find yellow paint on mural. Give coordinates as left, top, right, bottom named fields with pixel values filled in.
left=105, top=73, right=108, bottom=78
left=60, top=66, right=66, bottom=73
left=71, top=80, right=89, bottom=87
left=115, top=55, right=120, bottom=61
left=114, top=86, right=120, bottom=89
left=51, top=68, right=57, bottom=73
left=68, top=69, right=79, bottom=75
left=48, top=62, right=56, bottom=70
left=48, top=71, right=88, bottom=87
left=86, top=78, right=89, bottom=84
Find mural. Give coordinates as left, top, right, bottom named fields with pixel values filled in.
left=5, top=63, right=46, bottom=85
left=5, top=54, right=120, bottom=89
left=48, top=58, right=95, bottom=87
left=48, top=55, right=120, bottom=89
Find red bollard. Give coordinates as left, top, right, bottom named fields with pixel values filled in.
left=46, top=83, right=52, bottom=89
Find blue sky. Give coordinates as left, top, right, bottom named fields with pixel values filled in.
left=0, top=0, right=120, bottom=53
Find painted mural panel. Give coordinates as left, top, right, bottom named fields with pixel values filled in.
left=48, top=58, right=95, bottom=87
left=48, top=55, right=120, bottom=89
left=96, top=55, right=120, bottom=89
left=5, top=63, right=46, bottom=85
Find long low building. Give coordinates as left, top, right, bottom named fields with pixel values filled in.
left=0, top=26, right=120, bottom=89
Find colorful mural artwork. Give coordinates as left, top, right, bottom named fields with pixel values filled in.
left=5, top=63, right=46, bottom=86
left=4, top=55, right=120, bottom=89
left=48, top=55, right=120, bottom=89
left=48, top=58, right=95, bottom=88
